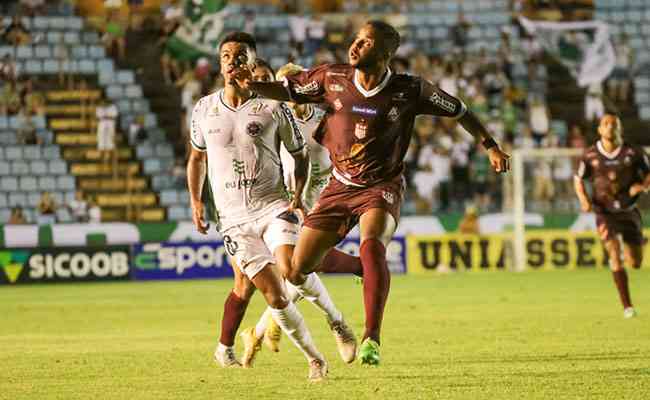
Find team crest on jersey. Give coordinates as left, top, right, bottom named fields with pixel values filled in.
left=591, top=159, right=599, bottom=168
left=208, top=106, right=220, bottom=117
left=382, top=190, right=395, bottom=204
left=329, top=84, right=344, bottom=92
left=624, top=156, right=632, bottom=165
left=387, top=106, right=399, bottom=122
left=607, top=171, right=617, bottom=181
left=294, top=81, right=320, bottom=95
left=392, top=92, right=408, bottom=101
left=355, top=120, right=368, bottom=139
left=249, top=102, right=268, bottom=115
left=429, top=92, right=456, bottom=113
left=246, top=121, right=264, bottom=137
left=334, top=98, right=343, bottom=111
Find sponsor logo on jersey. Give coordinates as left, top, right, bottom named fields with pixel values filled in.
left=387, top=106, right=399, bottom=122
left=333, top=98, right=343, bottom=111
left=329, top=84, right=344, bottom=92
left=326, top=71, right=347, bottom=77
left=246, top=121, right=264, bottom=137
left=208, top=106, right=220, bottom=116
left=249, top=102, right=268, bottom=115
left=382, top=191, right=395, bottom=204
left=604, top=160, right=619, bottom=166
left=225, top=178, right=257, bottom=190
left=207, top=128, right=220, bottom=135
left=624, top=156, right=632, bottom=165
left=429, top=92, right=457, bottom=114
left=392, top=92, right=408, bottom=101
left=352, top=106, right=378, bottom=116
left=354, top=120, right=368, bottom=139
left=294, top=81, right=320, bottom=95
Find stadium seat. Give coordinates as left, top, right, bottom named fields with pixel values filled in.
left=155, top=144, right=174, bottom=158
left=97, top=59, right=115, bottom=75
left=152, top=175, right=174, bottom=190
left=78, top=59, right=96, bottom=74
left=117, top=70, right=135, bottom=84
left=160, top=190, right=179, bottom=205
left=0, top=116, right=7, bottom=130
left=72, top=45, right=88, bottom=58
left=43, top=59, right=59, bottom=74
left=30, top=160, right=47, bottom=175
left=66, top=16, right=83, bottom=30
left=49, top=160, right=68, bottom=175
left=136, top=145, right=153, bottom=159
left=57, top=176, right=75, bottom=191
left=0, top=161, right=9, bottom=175
left=8, top=192, right=27, bottom=207
left=47, top=31, right=63, bottom=44
left=50, top=17, right=66, bottom=30
left=144, top=159, right=161, bottom=174
left=12, top=161, right=30, bottom=175
left=1, top=177, right=18, bottom=192
left=16, top=46, right=33, bottom=59
left=23, top=146, right=41, bottom=160
left=43, top=145, right=60, bottom=160
left=144, top=113, right=157, bottom=128
left=34, top=45, right=51, bottom=58
left=25, top=60, right=43, bottom=74
left=0, top=193, right=7, bottom=208
left=57, top=208, right=72, bottom=223
left=0, top=208, right=10, bottom=223
left=20, top=176, right=38, bottom=191
left=89, top=45, right=105, bottom=58
left=5, top=146, right=23, bottom=160
left=39, top=176, right=57, bottom=191
left=26, top=192, right=40, bottom=207
left=64, top=31, right=81, bottom=45
left=32, top=16, right=48, bottom=30
left=168, top=205, right=186, bottom=220
left=82, top=31, right=100, bottom=44
left=125, top=85, right=143, bottom=99
left=106, top=85, right=123, bottom=100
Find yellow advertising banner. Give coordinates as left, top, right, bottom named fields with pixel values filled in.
left=407, top=230, right=650, bottom=273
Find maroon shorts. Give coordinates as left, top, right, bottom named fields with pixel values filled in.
left=595, top=209, right=645, bottom=245
left=304, top=175, right=405, bottom=238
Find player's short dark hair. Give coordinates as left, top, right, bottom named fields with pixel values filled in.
left=366, top=20, right=400, bottom=58
left=253, top=58, right=275, bottom=77
left=219, top=31, right=257, bottom=52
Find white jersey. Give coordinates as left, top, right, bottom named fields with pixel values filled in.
left=96, top=104, right=118, bottom=133
left=191, top=90, right=304, bottom=231
left=280, top=106, right=331, bottom=209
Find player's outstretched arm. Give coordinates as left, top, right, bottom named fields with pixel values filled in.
left=187, top=148, right=209, bottom=234
left=573, top=175, right=592, bottom=212
left=629, top=173, right=650, bottom=197
left=458, top=110, right=510, bottom=173
left=248, top=81, right=292, bottom=102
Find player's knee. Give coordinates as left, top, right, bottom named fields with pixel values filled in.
left=628, top=255, right=642, bottom=269
left=267, top=294, right=288, bottom=309
left=233, top=279, right=255, bottom=300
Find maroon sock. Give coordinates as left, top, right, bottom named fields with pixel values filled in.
left=317, top=248, right=363, bottom=277
left=612, top=269, right=632, bottom=309
left=219, top=291, right=249, bottom=347
left=360, top=239, right=391, bottom=344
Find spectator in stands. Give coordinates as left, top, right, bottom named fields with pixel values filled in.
left=17, top=108, right=38, bottom=145
left=501, top=99, right=519, bottom=139
left=0, top=81, right=21, bottom=116
left=37, top=192, right=57, bottom=225
left=128, top=115, right=145, bottom=145
left=470, top=149, right=491, bottom=212
left=305, top=14, right=327, bottom=56
left=102, top=10, right=126, bottom=61
left=243, top=9, right=256, bottom=35
left=67, top=190, right=89, bottom=222
left=608, top=33, right=633, bottom=103
left=439, top=62, right=459, bottom=97
left=54, top=35, right=73, bottom=90
left=20, top=0, right=45, bottom=16
left=20, top=77, right=45, bottom=116
left=450, top=131, right=472, bottom=208
left=171, top=157, right=186, bottom=189
left=8, top=206, right=27, bottom=224
left=458, top=205, right=480, bottom=235
left=514, top=125, right=536, bottom=149
left=449, top=10, right=471, bottom=55
left=533, top=158, right=554, bottom=211
left=584, top=81, right=605, bottom=125
left=96, top=98, right=119, bottom=166
left=288, top=14, right=308, bottom=56
left=88, top=197, right=102, bottom=223
left=528, top=96, right=550, bottom=146
left=1, top=15, right=31, bottom=45
left=160, top=0, right=183, bottom=42
left=0, top=54, right=18, bottom=84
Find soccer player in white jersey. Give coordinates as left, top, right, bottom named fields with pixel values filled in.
left=208, top=58, right=356, bottom=368
left=245, top=63, right=337, bottom=356
left=187, top=32, right=350, bottom=381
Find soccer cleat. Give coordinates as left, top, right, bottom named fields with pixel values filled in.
left=623, top=307, right=637, bottom=319
left=263, top=313, right=282, bottom=352
left=327, top=318, right=357, bottom=363
left=240, top=327, right=263, bottom=368
left=308, top=358, right=328, bottom=382
left=214, top=346, right=242, bottom=367
left=358, top=338, right=380, bottom=366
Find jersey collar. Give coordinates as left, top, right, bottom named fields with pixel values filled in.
left=353, top=67, right=392, bottom=98
left=596, top=140, right=622, bottom=160
left=219, top=89, right=258, bottom=112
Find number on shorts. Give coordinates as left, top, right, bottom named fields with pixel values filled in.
left=223, top=235, right=239, bottom=256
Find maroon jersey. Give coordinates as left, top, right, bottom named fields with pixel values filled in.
left=576, top=141, right=650, bottom=213
left=283, top=63, right=466, bottom=186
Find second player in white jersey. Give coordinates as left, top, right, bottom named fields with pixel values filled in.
left=191, top=89, right=304, bottom=231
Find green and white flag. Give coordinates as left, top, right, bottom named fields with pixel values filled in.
left=166, top=0, right=241, bottom=62
left=519, top=17, right=615, bottom=87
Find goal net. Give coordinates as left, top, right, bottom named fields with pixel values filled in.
left=509, top=146, right=650, bottom=271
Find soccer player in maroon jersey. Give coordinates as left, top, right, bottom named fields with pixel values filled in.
left=574, top=113, right=650, bottom=318
left=237, top=20, right=510, bottom=364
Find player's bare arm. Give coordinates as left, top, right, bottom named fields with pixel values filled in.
left=573, top=175, right=592, bottom=212
left=629, top=173, right=650, bottom=196
left=187, top=148, right=209, bottom=234
left=458, top=110, right=511, bottom=173
left=234, top=65, right=292, bottom=101
left=289, top=149, right=310, bottom=220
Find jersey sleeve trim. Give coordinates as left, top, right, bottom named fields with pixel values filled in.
left=281, top=77, right=296, bottom=102
left=190, top=138, right=207, bottom=152
left=279, top=102, right=305, bottom=153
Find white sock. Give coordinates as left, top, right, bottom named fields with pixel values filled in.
left=270, top=302, right=323, bottom=362
left=217, top=342, right=232, bottom=353
left=255, top=283, right=303, bottom=339
left=287, top=273, right=343, bottom=323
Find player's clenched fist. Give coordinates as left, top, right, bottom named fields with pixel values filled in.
left=191, top=200, right=209, bottom=234
left=487, top=147, right=511, bottom=173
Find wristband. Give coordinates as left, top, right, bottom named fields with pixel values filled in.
left=482, top=137, right=498, bottom=150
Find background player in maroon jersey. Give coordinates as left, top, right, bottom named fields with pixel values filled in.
left=574, top=113, right=650, bottom=319
left=237, top=20, right=510, bottom=364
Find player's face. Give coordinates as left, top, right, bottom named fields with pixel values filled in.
left=252, top=65, right=274, bottom=82
left=598, top=115, right=622, bottom=141
left=219, top=42, right=253, bottom=85
left=348, top=25, right=384, bottom=68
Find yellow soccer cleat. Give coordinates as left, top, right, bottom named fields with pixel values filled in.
left=328, top=317, right=357, bottom=363
left=240, top=327, right=262, bottom=368
left=264, top=313, right=282, bottom=353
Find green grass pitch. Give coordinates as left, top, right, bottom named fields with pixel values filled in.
left=2, top=270, right=650, bottom=399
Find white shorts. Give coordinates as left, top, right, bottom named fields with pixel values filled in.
left=97, top=126, right=115, bottom=150
left=221, top=208, right=299, bottom=279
